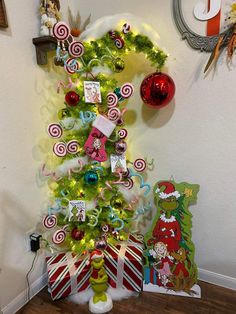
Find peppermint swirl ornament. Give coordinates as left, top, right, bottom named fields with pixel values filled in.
left=52, top=229, right=66, bottom=244
left=68, top=41, right=85, bottom=58
left=120, top=83, right=134, bottom=98
left=67, top=140, right=79, bottom=154
left=122, top=23, right=130, bottom=34
left=53, top=142, right=67, bottom=157
left=43, top=215, right=57, bottom=229
left=118, top=128, right=128, bottom=139
left=64, top=58, right=79, bottom=75
left=123, top=177, right=134, bottom=190
left=122, top=168, right=130, bottom=178
left=53, top=22, right=70, bottom=41
left=133, top=158, right=147, bottom=172
left=107, top=92, right=118, bottom=108
left=108, top=107, right=120, bottom=122
left=47, top=123, right=63, bottom=138
left=114, top=36, right=124, bottom=49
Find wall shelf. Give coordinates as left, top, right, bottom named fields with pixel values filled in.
left=32, top=36, right=57, bottom=65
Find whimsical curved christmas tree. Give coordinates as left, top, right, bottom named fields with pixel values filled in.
left=41, top=15, right=175, bottom=256
left=40, top=14, right=184, bottom=310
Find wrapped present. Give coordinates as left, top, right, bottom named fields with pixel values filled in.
left=46, top=252, right=91, bottom=300
left=128, top=233, right=144, bottom=246
left=104, top=242, right=143, bottom=292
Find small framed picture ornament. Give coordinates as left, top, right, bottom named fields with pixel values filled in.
left=84, top=81, right=102, bottom=103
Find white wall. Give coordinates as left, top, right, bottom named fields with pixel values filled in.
left=0, top=0, right=236, bottom=310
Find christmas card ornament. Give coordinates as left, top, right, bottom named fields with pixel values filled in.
left=110, top=154, right=127, bottom=173
left=84, top=170, right=99, bottom=185
left=140, top=72, right=175, bottom=109
left=84, top=81, right=102, bottom=103
left=89, top=250, right=113, bottom=314
left=69, top=200, right=86, bottom=222
left=65, top=91, right=80, bottom=106
left=143, top=180, right=201, bottom=298
left=84, top=115, right=116, bottom=162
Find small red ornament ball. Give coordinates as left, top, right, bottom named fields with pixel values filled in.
left=71, top=228, right=84, bottom=240
left=65, top=91, right=80, bottom=107
left=140, top=72, right=175, bottom=109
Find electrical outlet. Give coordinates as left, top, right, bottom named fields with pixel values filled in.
left=24, top=229, right=35, bottom=252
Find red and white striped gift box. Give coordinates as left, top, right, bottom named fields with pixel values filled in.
left=46, top=252, right=91, bottom=300
left=104, top=243, right=143, bottom=292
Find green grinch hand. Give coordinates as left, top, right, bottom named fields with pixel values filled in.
left=89, top=250, right=108, bottom=304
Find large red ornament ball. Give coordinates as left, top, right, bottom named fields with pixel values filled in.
left=71, top=228, right=84, bottom=240
left=140, top=72, right=175, bottom=109
left=65, top=91, right=80, bottom=107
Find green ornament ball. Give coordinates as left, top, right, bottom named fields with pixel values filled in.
left=58, top=108, right=71, bottom=120
left=84, top=170, right=99, bottom=185
left=110, top=196, right=124, bottom=209
left=113, top=58, right=125, bottom=73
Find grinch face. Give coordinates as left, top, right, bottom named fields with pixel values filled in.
left=159, top=196, right=179, bottom=212
left=91, top=257, right=104, bottom=269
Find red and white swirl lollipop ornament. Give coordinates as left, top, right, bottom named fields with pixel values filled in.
left=107, top=92, right=118, bottom=108
left=43, top=215, right=57, bottom=229
left=120, top=83, right=134, bottom=99
left=53, top=22, right=70, bottom=41
left=133, top=158, right=147, bottom=172
left=53, top=142, right=67, bottom=157
left=67, top=140, right=79, bottom=154
left=68, top=41, right=85, bottom=58
left=118, top=128, right=128, bottom=139
left=64, top=58, right=80, bottom=75
left=114, top=36, right=124, bottom=49
left=52, top=229, right=66, bottom=244
left=108, top=107, right=121, bottom=123
left=47, top=123, right=63, bottom=138
left=123, top=177, right=134, bottom=190
left=122, top=23, right=130, bottom=34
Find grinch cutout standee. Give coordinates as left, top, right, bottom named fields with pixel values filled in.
left=144, top=181, right=201, bottom=298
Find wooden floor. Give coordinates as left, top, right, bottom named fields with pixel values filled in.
left=18, top=281, right=236, bottom=314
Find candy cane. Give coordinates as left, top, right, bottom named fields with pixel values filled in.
left=80, top=111, right=97, bottom=125
left=57, top=78, right=73, bottom=93
left=108, top=206, right=124, bottom=231
left=41, top=164, right=62, bottom=181
left=129, top=168, right=151, bottom=196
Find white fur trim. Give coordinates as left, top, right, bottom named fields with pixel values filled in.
left=159, top=191, right=180, bottom=199
left=91, top=252, right=104, bottom=260
left=67, top=287, right=138, bottom=304
left=160, top=214, right=176, bottom=223
left=93, top=115, right=116, bottom=137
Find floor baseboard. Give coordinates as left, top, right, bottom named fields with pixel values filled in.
left=1, top=272, right=48, bottom=314
left=198, top=268, right=236, bottom=291
left=1, top=269, right=236, bottom=313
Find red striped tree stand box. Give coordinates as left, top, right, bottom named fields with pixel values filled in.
left=104, top=242, right=143, bottom=292
left=46, top=252, right=91, bottom=300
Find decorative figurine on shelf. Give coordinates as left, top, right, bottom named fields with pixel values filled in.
left=89, top=250, right=113, bottom=314
left=39, top=0, right=61, bottom=36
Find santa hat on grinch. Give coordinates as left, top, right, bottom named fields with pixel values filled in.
left=87, top=249, right=104, bottom=265
left=156, top=181, right=180, bottom=199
